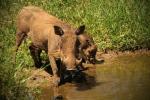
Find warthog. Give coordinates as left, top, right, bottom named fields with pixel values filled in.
left=14, top=6, right=85, bottom=99
left=78, top=34, right=97, bottom=64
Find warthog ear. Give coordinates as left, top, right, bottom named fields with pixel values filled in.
left=54, top=26, right=64, bottom=36
left=75, top=25, right=85, bottom=35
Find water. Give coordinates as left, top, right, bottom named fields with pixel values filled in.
left=39, top=54, right=150, bottom=100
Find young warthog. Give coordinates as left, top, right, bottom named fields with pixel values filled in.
left=78, top=34, right=97, bottom=64
left=14, top=6, right=85, bottom=99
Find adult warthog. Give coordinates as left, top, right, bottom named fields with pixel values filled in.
left=14, top=6, right=85, bottom=99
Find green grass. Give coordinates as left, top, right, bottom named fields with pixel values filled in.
left=0, top=0, right=150, bottom=99
left=1, top=0, right=150, bottom=50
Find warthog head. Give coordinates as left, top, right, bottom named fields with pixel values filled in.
left=54, top=25, right=85, bottom=71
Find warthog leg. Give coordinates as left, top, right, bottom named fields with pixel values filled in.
left=13, top=30, right=26, bottom=64
left=29, top=44, right=42, bottom=68
left=48, top=55, right=62, bottom=99
left=15, top=30, right=27, bottom=52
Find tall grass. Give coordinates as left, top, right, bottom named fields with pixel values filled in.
left=0, top=0, right=150, bottom=99
left=0, top=32, right=29, bottom=99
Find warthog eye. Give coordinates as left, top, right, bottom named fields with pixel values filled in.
left=86, top=40, right=92, bottom=46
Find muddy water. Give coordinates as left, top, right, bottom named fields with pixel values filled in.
left=39, top=54, right=150, bottom=100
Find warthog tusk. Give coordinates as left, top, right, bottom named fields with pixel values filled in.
left=76, top=58, right=82, bottom=65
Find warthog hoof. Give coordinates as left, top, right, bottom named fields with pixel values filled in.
left=53, top=76, right=60, bottom=85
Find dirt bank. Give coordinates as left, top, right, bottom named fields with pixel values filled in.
left=97, top=49, right=150, bottom=60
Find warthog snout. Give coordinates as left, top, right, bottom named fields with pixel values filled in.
left=63, top=58, right=82, bottom=71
